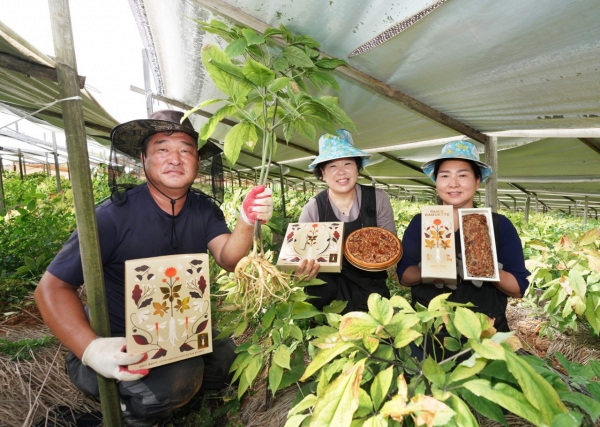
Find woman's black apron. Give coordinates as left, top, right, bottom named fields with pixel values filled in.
left=305, top=185, right=389, bottom=313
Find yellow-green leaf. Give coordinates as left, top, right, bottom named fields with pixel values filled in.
left=310, top=360, right=365, bottom=427
left=568, top=269, right=587, bottom=300
left=448, top=357, right=487, bottom=384
left=243, top=57, right=275, bottom=87
left=223, top=122, right=259, bottom=165
left=282, top=45, right=314, bottom=68
left=371, top=366, right=394, bottom=411
left=242, top=27, right=265, bottom=45
left=339, top=312, right=380, bottom=340
left=448, top=395, right=478, bottom=427
left=300, top=342, right=355, bottom=381
left=461, top=379, right=543, bottom=426
left=470, top=339, right=505, bottom=360
left=368, top=293, right=394, bottom=325
left=390, top=295, right=415, bottom=312
left=268, top=363, right=283, bottom=395
left=454, top=307, right=482, bottom=340
left=224, top=37, right=247, bottom=58
left=422, top=356, right=446, bottom=388
left=394, top=329, right=422, bottom=349
left=274, top=344, right=291, bottom=370
left=504, top=351, right=568, bottom=425
left=579, top=228, right=600, bottom=246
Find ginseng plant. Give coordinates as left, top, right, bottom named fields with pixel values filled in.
left=187, top=19, right=356, bottom=317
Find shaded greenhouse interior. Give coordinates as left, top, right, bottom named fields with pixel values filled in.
left=1, top=0, right=600, bottom=222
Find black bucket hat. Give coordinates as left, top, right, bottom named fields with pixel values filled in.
left=108, top=109, right=224, bottom=204
left=110, top=109, right=219, bottom=160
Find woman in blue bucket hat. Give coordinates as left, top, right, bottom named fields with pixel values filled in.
left=397, top=140, right=530, bottom=357
left=294, top=130, right=397, bottom=312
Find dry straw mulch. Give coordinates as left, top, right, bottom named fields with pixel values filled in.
left=0, top=309, right=100, bottom=427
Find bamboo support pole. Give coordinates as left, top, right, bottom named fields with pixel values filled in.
left=47, top=0, right=123, bottom=425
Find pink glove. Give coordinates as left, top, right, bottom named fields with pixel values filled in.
left=241, top=185, right=273, bottom=225
left=82, top=337, right=149, bottom=381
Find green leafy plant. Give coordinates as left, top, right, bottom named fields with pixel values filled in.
left=285, top=293, right=597, bottom=427
left=525, top=227, right=600, bottom=336
left=0, top=335, right=57, bottom=361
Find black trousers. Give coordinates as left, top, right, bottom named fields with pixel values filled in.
left=66, top=329, right=236, bottom=420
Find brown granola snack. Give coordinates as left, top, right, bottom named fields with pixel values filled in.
left=462, top=214, right=495, bottom=277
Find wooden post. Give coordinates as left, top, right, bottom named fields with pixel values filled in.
left=18, top=149, right=24, bottom=180
left=0, top=155, right=5, bottom=214
left=524, top=195, right=531, bottom=224
left=52, top=132, right=62, bottom=192
left=279, top=164, right=286, bottom=219
left=583, top=196, right=589, bottom=229
left=45, top=152, right=50, bottom=177
left=485, top=136, right=498, bottom=212
left=48, top=1, right=123, bottom=425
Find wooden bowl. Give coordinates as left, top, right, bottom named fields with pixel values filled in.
left=343, top=227, right=403, bottom=272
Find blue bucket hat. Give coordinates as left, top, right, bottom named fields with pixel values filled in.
left=308, top=130, right=371, bottom=170
left=421, top=140, right=493, bottom=183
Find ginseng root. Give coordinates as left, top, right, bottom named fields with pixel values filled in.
left=233, top=251, right=294, bottom=317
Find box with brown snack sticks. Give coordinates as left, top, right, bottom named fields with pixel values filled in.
left=458, top=208, right=500, bottom=281
left=421, top=205, right=457, bottom=285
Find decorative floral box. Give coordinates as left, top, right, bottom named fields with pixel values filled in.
left=421, top=205, right=457, bottom=285
left=125, top=253, right=212, bottom=369
left=276, top=222, right=344, bottom=273
left=458, top=208, right=500, bottom=282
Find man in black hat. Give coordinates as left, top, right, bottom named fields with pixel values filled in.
left=34, top=110, right=272, bottom=426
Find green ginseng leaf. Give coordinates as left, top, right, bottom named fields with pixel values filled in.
left=300, top=342, right=355, bottom=381
left=272, top=56, right=289, bottom=72
left=224, top=37, right=247, bottom=58
left=315, top=58, right=349, bottom=69
left=310, top=360, right=365, bottom=427
left=370, top=366, right=394, bottom=411
left=223, top=122, right=260, bottom=166
left=199, top=104, right=236, bottom=140
left=293, top=34, right=321, bottom=48
left=201, top=44, right=247, bottom=98
left=422, top=356, right=447, bottom=388
left=312, top=96, right=357, bottom=132
left=193, top=18, right=235, bottom=42
left=283, top=45, right=315, bottom=68
left=448, top=395, right=479, bottom=427
left=453, top=307, right=482, bottom=340
left=268, top=363, right=283, bottom=396
left=460, top=379, right=543, bottom=426
left=292, top=118, right=316, bottom=142
left=504, top=351, right=568, bottom=425
left=242, top=57, right=275, bottom=87
left=242, top=27, right=266, bottom=46
left=268, top=77, right=291, bottom=93
left=306, top=69, right=340, bottom=91
left=339, top=312, right=380, bottom=340
left=273, top=344, right=292, bottom=370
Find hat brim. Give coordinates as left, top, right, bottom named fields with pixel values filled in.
left=110, top=119, right=199, bottom=159
left=421, top=156, right=492, bottom=183
left=308, top=151, right=372, bottom=170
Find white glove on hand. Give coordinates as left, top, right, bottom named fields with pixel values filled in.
left=82, top=337, right=149, bottom=381
left=240, top=185, right=273, bottom=225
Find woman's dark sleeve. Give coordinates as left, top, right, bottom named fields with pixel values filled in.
left=497, top=215, right=530, bottom=296
left=396, top=214, right=422, bottom=280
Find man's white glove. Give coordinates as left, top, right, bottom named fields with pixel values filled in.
left=82, top=337, right=149, bottom=381
left=240, top=185, right=273, bottom=225
left=457, top=253, right=503, bottom=288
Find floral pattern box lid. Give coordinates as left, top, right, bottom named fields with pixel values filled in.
left=125, top=254, right=212, bottom=369
left=276, top=222, right=344, bottom=273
